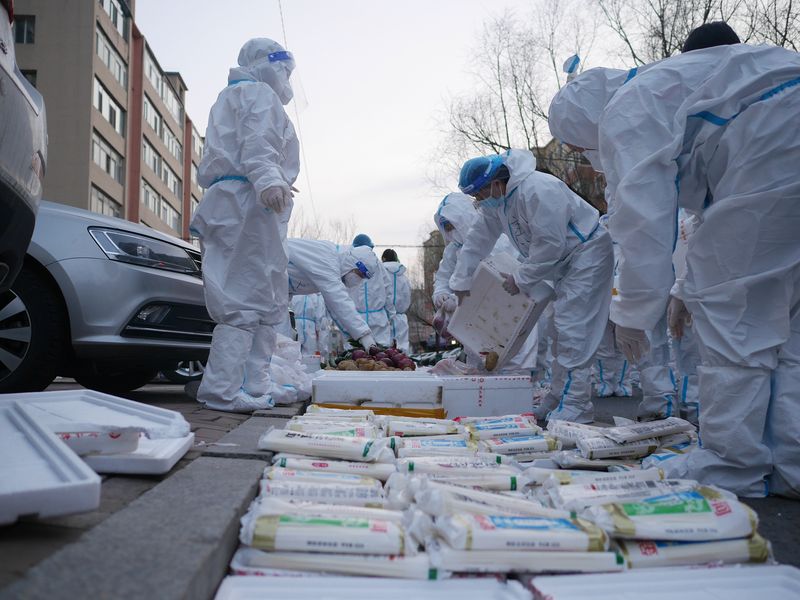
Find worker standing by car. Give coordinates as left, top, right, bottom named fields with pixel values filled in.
left=189, top=38, right=299, bottom=413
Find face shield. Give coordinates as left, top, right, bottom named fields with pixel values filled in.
left=248, top=50, right=298, bottom=106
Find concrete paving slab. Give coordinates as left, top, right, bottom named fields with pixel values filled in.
left=253, top=400, right=309, bottom=418
left=200, top=416, right=285, bottom=461
left=0, top=457, right=265, bottom=600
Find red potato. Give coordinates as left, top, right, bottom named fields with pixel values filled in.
left=352, top=349, right=367, bottom=360
left=375, top=352, right=387, bottom=361
left=385, top=348, right=398, bottom=357
left=380, top=358, right=393, bottom=367
left=369, top=346, right=381, bottom=357
left=398, top=359, right=415, bottom=370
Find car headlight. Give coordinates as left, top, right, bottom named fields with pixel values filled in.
left=89, top=228, right=200, bottom=275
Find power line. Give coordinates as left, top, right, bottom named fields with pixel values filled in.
left=277, top=0, right=319, bottom=230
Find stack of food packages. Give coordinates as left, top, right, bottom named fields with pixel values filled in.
left=229, top=407, right=771, bottom=581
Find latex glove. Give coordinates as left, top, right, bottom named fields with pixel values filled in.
left=443, top=294, right=458, bottom=313
left=433, top=293, right=449, bottom=309
left=615, top=325, right=650, bottom=363
left=500, top=272, right=520, bottom=296
left=667, top=297, right=691, bottom=339
left=455, top=290, right=470, bottom=306
left=359, top=334, right=377, bottom=351
left=260, top=185, right=291, bottom=212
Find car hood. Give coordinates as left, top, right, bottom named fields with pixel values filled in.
left=39, top=201, right=195, bottom=251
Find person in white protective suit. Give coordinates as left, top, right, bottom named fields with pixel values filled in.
left=432, top=193, right=538, bottom=373
left=291, top=293, right=326, bottom=355
left=592, top=216, right=633, bottom=398
left=548, top=42, right=800, bottom=498
left=549, top=66, right=680, bottom=421
left=669, top=210, right=702, bottom=425
left=348, top=234, right=396, bottom=346
left=381, top=249, right=411, bottom=353
left=286, top=240, right=379, bottom=351
left=190, top=38, right=299, bottom=412
left=450, top=150, right=614, bottom=421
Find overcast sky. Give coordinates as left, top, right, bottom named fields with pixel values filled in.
left=135, top=0, right=610, bottom=272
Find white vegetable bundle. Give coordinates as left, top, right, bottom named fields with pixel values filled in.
left=455, top=414, right=537, bottom=425
left=415, top=480, right=569, bottom=519
left=285, top=420, right=381, bottom=438
left=272, top=454, right=397, bottom=482
left=435, top=513, right=609, bottom=552
left=615, top=534, right=770, bottom=569
left=305, top=406, right=375, bottom=420
left=396, top=437, right=478, bottom=457
left=228, top=548, right=440, bottom=580
left=260, top=480, right=386, bottom=508
left=467, top=417, right=541, bottom=441
left=479, top=435, right=561, bottom=456
left=396, top=456, right=520, bottom=477
left=429, top=541, right=623, bottom=574
left=543, top=479, right=698, bottom=512
left=392, top=471, right=528, bottom=492
left=385, top=419, right=465, bottom=437
left=258, top=428, right=395, bottom=462
left=576, top=436, right=659, bottom=460
left=551, top=450, right=640, bottom=470
left=582, top=486, right=758, bottom=541
left=601, top=417, right=695, bottom=444
left=263, top=467, right=384, bottom=490
left=241, top=513, right=414, bottom=555
left=546, top=421, right=607, bottom=448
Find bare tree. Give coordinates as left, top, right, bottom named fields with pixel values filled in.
left=289, top=206, right=356, bottom=245
left=745, top=0, right=800, bottom=49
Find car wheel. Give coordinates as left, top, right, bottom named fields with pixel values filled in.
left=74, top=367, right=161, bottom=394
left=0, top=266, right=68, bottom=392
left=162, top=360, right=205, bottom=384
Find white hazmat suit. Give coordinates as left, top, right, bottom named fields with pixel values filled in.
left=450, top=150, right=613, bottom=421
left=191, top=38, right=299, bottom=412
left=551, top=44, right=800, bottom=497
left=383, top=260, right=411, bottom=352
left=291, top=293, right=326, bottom=356
left=287, top=240, right=378, bottom=350
left=348, top=261, right=395, bottom=347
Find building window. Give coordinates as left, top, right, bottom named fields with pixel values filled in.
left=192, top=130, right=204, bottom=159
left=161, top=124, right=182, bottom=163
left=161, top=162, right=182, bottom=198
left=190, top=163, right=199, bottom=188
left=142, top=139, right=161, bottom=177
left=90, top=186, right=122, bottom=218
left=143, top=96, right=162, bottom=137
left=92, top=131, right=124, bottom=183
left=141, top=179, right=160, bottom=215
left=14, top=15, right=35, bottom=44
left=161, top=200, right=181, bottom=232
left=20, top=70, right=37, bottom=87
left=99, top=0, right=128, bottom=40
left=141, top=179, right=180, bottom=232
left=162, top=84, right=183, bottom=126
left=191, top=197, right=199, bottom=216
left=93, top=78, right=126, bottom=137
left=144, top=49, right=163, bottom=96
left=96, top=28, right=127, bottom=88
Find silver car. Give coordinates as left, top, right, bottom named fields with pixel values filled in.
left=0, top=201, right=213, bottom=393
left=0, top=0, right=48, bottom=293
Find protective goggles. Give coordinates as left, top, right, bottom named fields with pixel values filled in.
left=355, top=260, right=373, bottom=279
left=268, top=50, right=294, bottom=63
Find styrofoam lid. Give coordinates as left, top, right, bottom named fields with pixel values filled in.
left=439, top=375, right=533, bottom=389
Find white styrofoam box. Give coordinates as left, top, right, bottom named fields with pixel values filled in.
left=0, top=402, right=101, bottom=525
left=82, top=433, right=195, bottom=475
left=2, top=390, right=191, bottom=457
left=448, top=253, right=554, bottom=371
left=530, top=565, right=800, bottom=600
left=214, top=576, right=532, bottom=600
left=439, top=375, right=534, bottom=418
left=312, top=371, right=442, bottom=406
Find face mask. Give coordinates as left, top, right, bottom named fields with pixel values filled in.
left=478, top=181, right=505, bottom=209
left=342, top=272, right=363, bottom=288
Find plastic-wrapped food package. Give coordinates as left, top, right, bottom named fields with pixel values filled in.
left=239, top=513, right=415, bottom=555
left=415, top=480, right=569, bottom=519
left=285, top=421, right=382, bottom=438
left=601, top=417, right=695, bottom=444
left=543, top=479, right=698, bottom=512
left=306, top=406, right=376, bottom=420
left=546, top=421, right=607, bottom=448
left=429, top=540, right=624, bottom=574
left=455, top=414, right=537, bottom=425
left=551, top=450, right=641, bottom=471
left=538, top=467, right=664, bottom=489
left=641, top=438, right=698, bottom=470
left=479, top=435, right=561, bottom=456
left=576, top=436, right=659, bottom=460
left=396, top=438, right=478, bottom=458
left=467, top=419, right=542, bottom=441
left=229, top=548, right=442, bottom=580
left=396, top=456, right=520, bottom=477
left=582, top=486, right=758, bottom=541
left=263, top=467, right=384, bottom=490
left=258, top=429, right=395, bottom=463
left=435, top=513, right=609, bottom=552
left=272, top=455, right=397, bottom=482
left=385, top=419, right=465, bottom=437
left=615, top=534, right=771, bottom=569
left=260, top=480, right=387, bottom=508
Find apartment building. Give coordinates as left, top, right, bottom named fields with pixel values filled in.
left=13, top=0, right=203, bottom=240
